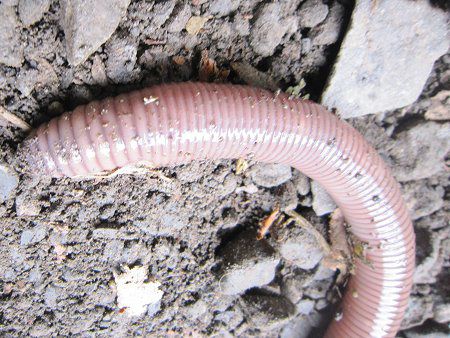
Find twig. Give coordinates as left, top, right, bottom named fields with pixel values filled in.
left=0, top=106, right=31, bottom=131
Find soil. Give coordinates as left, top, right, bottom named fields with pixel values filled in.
left=0, top=1, right=448, bottom=337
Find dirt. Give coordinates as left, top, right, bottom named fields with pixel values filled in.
left=0, top=1, right=449, bottom=337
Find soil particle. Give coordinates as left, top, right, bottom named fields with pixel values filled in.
left=0, top=4, right=24, bottom=67
left=250, top=163, right=292, bottom=188
left=311, top=181, right=336, bottom=216
left=18, top=0, right=51, bottom=26
left=0, top=163, right=18, bottom=202
left=61, top=0, right=131, bottom=65
left=299, top=0, right=329, bottom=28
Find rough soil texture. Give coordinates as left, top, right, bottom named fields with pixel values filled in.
left=0, top=1, right=449, bottom=337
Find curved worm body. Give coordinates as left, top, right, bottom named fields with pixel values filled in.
left=20, top=82, right=415, bottom=337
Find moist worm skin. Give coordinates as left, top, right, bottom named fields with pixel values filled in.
left=20, top=82, right=415, bottom=338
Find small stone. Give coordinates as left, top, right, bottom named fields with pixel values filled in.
left=44, top=285, right=60, bottom=309
left=391, top=122, right=450, bottom=182
left=185, top=299, right=208, bottom=321
left=91, top=55, right=108, bottom=86
left=292, top=171, right=310, bottom=196
left=310, top=1, right=343, bottom=46
left=151, top=0, right=175, bottom=28
left=114, top=266, right=163, bottom=317
left=281, top=277, right=304, bottom=304
left=92, top=228, right=119, bottom=239
left=280, top=315, right=313, bottom=338
left=401, top=295, right=434, bottom=330
left=250, top=3, right=296, bottom=57
left=20, top=226, right=46, bottom=246
left=403, top=180, right=444, bottom=220
left=0, top=4, right=24, bottom=67
left=218, top=229, right=280, bottom=295
left=0, top=164, right=19, bottom=202
left=313, top=263, right=335, bottom=281
left=18, top=0, right=50, bottom=26
left=105, top=36, right=137, bottom=84
left=166, top=3, right=191, bottom=33
left=311, top=181, right=336, bottom=216
left=280, top=230, right=324, bottom=270
left=322, top=0, right=449, bottom=118
left=15, top=194, right=42, bottom=217
left=61, top=0, right=131, bottom=65
left=185, top=16, right=210, bottom=35
left=303, top=279, right=332, bottom=300
left=209, top=0, right=239, bottom=17
left=296, top=299, right=315, bottom=315
left=425, top=90, right=450, bottom=121
left=433, top=303, right=450, bottom=324
left=241, top=292, right=295, bottom=330
left=251, top=163, right=292, bottom=188
left=299, top=0, right=329, bottom=28
left=315, top=298, right=328, bottom=311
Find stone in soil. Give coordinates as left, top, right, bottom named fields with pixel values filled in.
left=299, top=0, right=329, bottom=28
left=322, top=0, right=449, bottom=118
left=310, top=1, right=344, bottom=46
left=311, top=181, right=336, bottom=216
left=250, top=3, right=297, bottom=57
left=18, top=0, right=50, bottom=26
left=0, top=4, right=24, bottom=67
left=241, top=291, right=296, bottom=330
left=401, top=294, right=434, bottom=330
left=0, top=163, right=19, bottom=202
left=218, top=229, right=279, bottom=295
left=61, top=0, right=131, bottom=65
left=105, top=35, right=138, bottom=83
left=209, top=0, right=240, bottom=17
left=390, top=122, right=450, bottom=182
left=250, top=163, right=292, bottom=188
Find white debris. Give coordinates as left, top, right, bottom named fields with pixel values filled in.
left=143, top=96, right=159, bottom=105
left=114, top=266, right=163, bottom=317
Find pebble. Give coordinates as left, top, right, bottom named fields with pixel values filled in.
left=105, top=36, right=138, bottom=83
left=166, top=3, right=191, bottom=33
left=303, top=279, right=332, bottom=300
left=61, top=0, right=131, bottom=65
left=0, top=4, right=24, bottom=67
left=20, top=226, right=47, bottom=246
left=401, top=295, right=434, bottom=330
left=15, top=194, right=42, bottom=217
left=210, top=0, right=239, bottom=17
left=251, top=163, right=292, bottom=188
left=241, top=293, right=295, bottom=330
left=310, top=1, right=343, bottom=46
left=18, top=0, right=50, bottom=26
left=311, top=181, right=336, bottom=216
left=218, top=229, right=280, bottom=295
left=391, top=122, right=450, bottom=182
left=281, top=277, right=304, bottom=304
left=322, top=0, right=449, bottom=118
left=250, top=3, right=296, bottom=57
left=280, top=232, right=324, bottom=270
left=0, top=164, right=19, bottom=203
left=280, top=315, right=313, bottom=338
left=299, top=0, right=329, bottom=28
left=433, top=303, right=450, bottom=324
left=296, top=299, right=315, bottom=315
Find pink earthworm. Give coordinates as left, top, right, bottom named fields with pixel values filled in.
left=19, top=82, right=415, bottom=338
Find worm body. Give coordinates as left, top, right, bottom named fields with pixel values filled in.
left=20, top=82, right=415, bottom=338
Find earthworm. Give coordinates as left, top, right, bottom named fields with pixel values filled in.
left=19, top=82, right=415, bottom=338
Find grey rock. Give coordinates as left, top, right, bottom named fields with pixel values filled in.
left=251, top=163, right=292, bottom=188
left=322, top=0, right=449, bottom=118
left=185, top=299, right=208, bottom=321
left=91, top=55, right=108, bottom=86
left=433, top=303, right=450, bottom=324
left=92, top=228, right=119, bottom=239
left=241, top=292, right=295, bottom=330
left=311, top=181, right=336, bottom=216
left=250, top=3, right=296, bottom=57
left=310, top=1, right=343, bottom=46
left=303, top=279, right=332, bottom=300
left=403, top=181, right=444, bottom=220
left=218, top=229, right=279, bottom=295
left=296, top=299, right=315, bottom=315
left=166, top=3, right=191, bottom=33
left=210, top=0, right=239, bottom=17
left=391, top=122, right=450, bottom=182
left=401, top=295, right=434, bottom=330
left=292, top=172, right=310, bottom=196
left=15, top=194, right=42, bottom=217
left=105, top=36, right=137, bottom=83
left=281, top=277, right=304, bottom=304
left=20, top=226, right=47, bottom=246
left=299, top=0, right=329, bottom=28
left=0, top=164, right=19, bottom=202
left=61, top=0, right=131, bottom=65
left=18, top=0, right=50, bottom=26
left=313, top=263, right=335, bottom=281
left=315, top=298, right=328, bottom=311
left=280, top=230, right=324, bottom=270
left=280, top=315, right=313, bottom=338
left=151, top=0, right=175, bottom=28
left=44, top=285, right=60, bottom=309
left=0, top=5, right=24, bottom=67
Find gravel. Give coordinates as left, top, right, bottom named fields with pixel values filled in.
left=322, top=0, right=449, bottom=118
left=311, top=181, right=337, bottom=216
left=0, top=4, right=24, bottom=67
left=250, top=163, right=292, bottom=188
left=0, top=163, right=18, bottom=202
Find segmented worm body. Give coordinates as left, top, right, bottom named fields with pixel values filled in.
left=20, top=82, right=415, bottom=338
